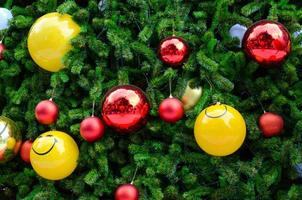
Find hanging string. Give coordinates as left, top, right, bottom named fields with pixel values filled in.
left=130, top=166, right=139, bottom=185
left=169, top=78, right=173, bottom=98
left=49, top=87, right=56, bottom=101
left=243, top=83, right=266, bottom=113
left=91, top=100, right=96, bottom=117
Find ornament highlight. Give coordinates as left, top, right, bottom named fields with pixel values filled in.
left=98, top=0, right=107, bottom=12
left=0, top=116, right=22, bottom=163
left=30, top=131, right=79, bottom=180
left=35, top=99, right=59, bottom=125
left=242, top=20, right=291, bottom=66
left=159, top=97, right=184, bottom=123
left=102, top=85, right=150, bottom=133
left=0, top=8, right=13, bottom=31
left=0, top=43, right=5, bottom=60
left=258, top=112, right=284, bottom=137
left=229, top=24, right=247, bottom=47
left=194, top=103, right=246, bottom=156
left=294, top=163, right=302, bottom=178
left=181, top=81, right=202, bottom=110
left=28, top=12, right=80, bottom=72
left=115, top=184, right=139, bottom=200
left=158, top=36, right=189, bottom=67
left=80, top=116, right=105, bottom=142
left=20, top=140, right=32, bottom=163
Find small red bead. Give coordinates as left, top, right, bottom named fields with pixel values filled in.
left=115, top=184, right=139, bottom=200
left=258, top=112, right=284, bottom=137
left=243, top=20, right=291, bottom=66
left=20, top=140, right=33, bottom=163
left=158, top=36, right=189, bottom=67
left=35, top=100, right=59, bottom=125
left=80, top=116, right=105, bottom=142
left=159, top=97, right=184, bottom=123
left=0, top=43, right=5, bottom=60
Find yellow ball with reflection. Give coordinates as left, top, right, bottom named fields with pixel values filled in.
left=28, top=12, right=80, bottom=72
left=30, top=131, right=79, bottom=180
left=194, top=103, right=246, bottom=156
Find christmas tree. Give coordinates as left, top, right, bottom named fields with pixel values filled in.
left=1, top=0, right=302, bottom=199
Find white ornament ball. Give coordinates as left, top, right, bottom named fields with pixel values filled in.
left=229, top=24, right=247, bottom=47
left=0, top=8, right=13, bottom=31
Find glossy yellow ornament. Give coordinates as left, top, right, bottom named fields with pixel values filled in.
left=181, top=81, right=202, bottom=110
left=30, top=131, right=79, bottom=180
left=194, top=103, right=246, bottom=156
left=28, top=12, right=80, bottom=72
left=0, top=116, right=22, bottom=163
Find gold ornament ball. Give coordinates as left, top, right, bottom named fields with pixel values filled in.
left=181, top=82, right=202, bottom=110
left=194, top=103, right=246, bottom=156
left=0, top=116, right=22, bottom=163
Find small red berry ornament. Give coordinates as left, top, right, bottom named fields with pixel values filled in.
left=158, top=36, right=189, bottom=67
left=35, top=99, right=59, bottom=125
left=258, top=112, right=284, bottom=137
left=80, top=116, right=105, bottom=142
left=115, top=183, right=139, bottom=200
left=102, top=85, right=150, bottom=133
left=20, top=140, right=32, bottom=163
left=159, top=97, right=184, bottom=123
left=0, top=43, right=5, bottom=60
left=242, top=20, right=291, bottom=66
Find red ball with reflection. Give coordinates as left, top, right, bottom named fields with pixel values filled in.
left=35, top=99, right=59, bottom=125
left=258, top=112, right=284, bottom=137
left=243, top=20, right=291, bottom=66
left=80, top=116, right=105, bottom=142
left=102, top=85, right=150, bottom=133
left=0, top=43, right=5, bottom=60
left=159, top=97, right=184, bottom=123
left=115, top=184, right=139, bottom=200
left=158, top=36, right=189, bottom=67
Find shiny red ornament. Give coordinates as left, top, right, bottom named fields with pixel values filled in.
left=158, top=36, right=189, bottom=67
left=80, top=116, right=105, bottom=142
left=0, top=43, right=5, bottom=60
left=115, top=184, right=139, bottom=200
left=102, top=85, right=150, bottom=133
left=20, top=140, right=32, bottom=163
left=35, top=99, right=59, bottom=125
left=258, top=112, right=284, bottom=137
left=159, top=97, right=184, bottom=123
left=243, top=20, right=291, bottom=66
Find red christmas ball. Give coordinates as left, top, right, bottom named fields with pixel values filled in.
left=102, top=85, right=150, bottom=133
left=0, top=43, right=5, bottom=60
left=35, top=99, right=59, bottom=125
left=158, top=36, right=189, bottom=67
left=159, top=97, right=184, bottom=123
left=258, top=112, right=284, bottom=137
left=115, top=184, right=139, bottom=200
left=243, top=20, right=291, bottom=66
left=80, top=116, right=105, bottom=142
left=20, top=140, right=32, bottom=163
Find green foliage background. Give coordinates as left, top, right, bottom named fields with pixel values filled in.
left=1, top=0, right=302, bottom=199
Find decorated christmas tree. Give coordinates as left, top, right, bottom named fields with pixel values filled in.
left=1, top=0, right=302, bottom=199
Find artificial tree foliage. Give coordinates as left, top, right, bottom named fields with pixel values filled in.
left=1, top=0, right=302, bottom=199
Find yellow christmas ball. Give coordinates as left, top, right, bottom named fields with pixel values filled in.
left=194, top=103, right=246, bottom=156
left=27, top=12, right=80, bottom=72
left=30, top=131, right=79, bottom=180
